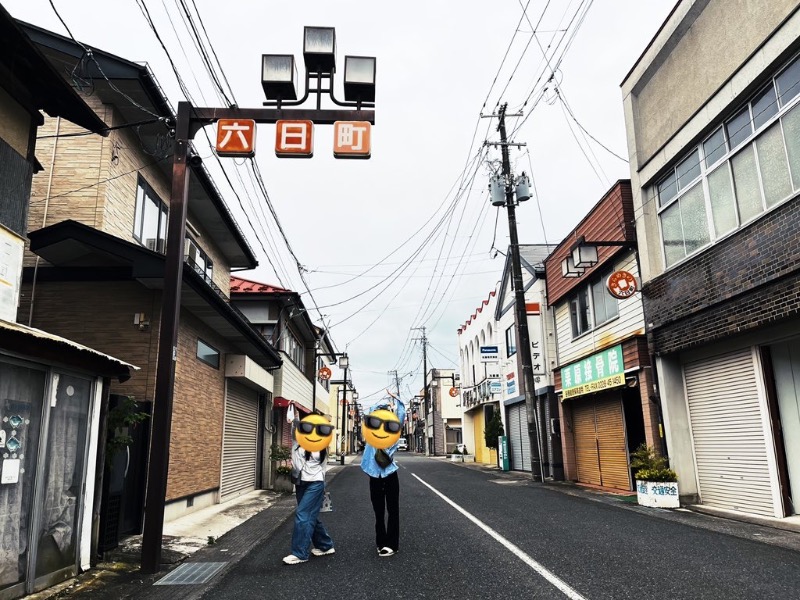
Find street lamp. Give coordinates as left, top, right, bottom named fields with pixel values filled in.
left=142, top=26, right=375, bottom=574
left=261, top=26, right=375, bottom=110
left=561, top=236, right=635, bottom=278
left=337, top=354, right=349, bottom=465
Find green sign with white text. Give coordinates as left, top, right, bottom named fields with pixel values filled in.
left=561, top=345, right=624, bottom=399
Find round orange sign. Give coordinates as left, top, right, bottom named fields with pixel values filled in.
left=449, top=387, right=459, bottom=398
left=607, top=270, right=638, bottom=299
left=318, top=366, right=332, bottom=380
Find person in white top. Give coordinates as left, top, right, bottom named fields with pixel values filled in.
left=282, top=407, right=335, bottom=565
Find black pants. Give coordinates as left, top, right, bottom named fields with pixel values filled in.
left=369, top=471, right=399, bottom=551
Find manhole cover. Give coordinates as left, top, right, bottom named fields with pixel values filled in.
left=154, top=562, right=227, bottom=585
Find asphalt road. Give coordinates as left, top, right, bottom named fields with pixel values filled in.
left=198, top=454, right=800, bottom=600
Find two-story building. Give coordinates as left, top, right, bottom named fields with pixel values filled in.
left=17, top=23, right=282, bottom=536
left=622, top=0, right=800, bottom=518
left=544, top=181, right=659, bottom=492
left=0, top=9, right=135, bottom=598
left=230, top=276, right=339, bottom=458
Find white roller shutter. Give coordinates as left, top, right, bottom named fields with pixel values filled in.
left=221, top=381, right=259, bottom=499
left=684, top=349, right=775, bottom=516
left=507, top=403, right=532, bottom=472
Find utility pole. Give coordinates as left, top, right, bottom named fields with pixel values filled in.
left=412, top=327, right=431, bottom=455
left=493, top=103, right=545, bottom=481
left=389, top=369, right=405, bottom=436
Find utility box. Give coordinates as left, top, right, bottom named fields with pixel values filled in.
left=498, top=435, right=510, bottom=471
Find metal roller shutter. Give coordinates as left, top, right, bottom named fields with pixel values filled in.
left=684, top=349, right=775, bottom=516
left=573, top=403, right=601, bottom=485
left=573, top=398, right=629, bottom=489
left=506, top=403, right=532, bottom=472
left=595, top=399, right=631, bottom=490
left=220, top=381, right=259, bottom=499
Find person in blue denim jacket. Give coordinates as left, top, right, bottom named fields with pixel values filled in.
left=360, top=398, right=406, bottom=557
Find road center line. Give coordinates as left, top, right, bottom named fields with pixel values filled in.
left=411, top=473, right=587, bottom=600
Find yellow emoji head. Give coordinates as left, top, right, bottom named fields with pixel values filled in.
left=363, top=408, right=402, bottom=450
left=295, top=414, right=334, bottom=453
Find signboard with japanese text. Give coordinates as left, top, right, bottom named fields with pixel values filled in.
left=607, top=270, right=638, bottom=299
left=560, top=344, right=625, bottom=400
left=215, top=119, right=256, bottom=157
left=0, top=225, right=23, bottom=322
left=489, top=380, right=502, bottom=394
left=333, top=121, right=371, bottom=158
left=526, top=304, right=549, bottom=391
left=480, top=346, right=499, bottom=362
left=275, top=120, right=314, bottom=157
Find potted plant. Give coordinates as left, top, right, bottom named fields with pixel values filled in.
left=269, top=444, right=294, bottom=493
left=459, top=445, right=474, bottom=462
left=484, top=409, right=504, bottom=466
left=630, top=443, right=679, bottom=508
left=450, top=446, right=463, bottom=462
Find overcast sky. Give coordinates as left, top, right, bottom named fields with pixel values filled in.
left=7, top=0, right=676, bottom=407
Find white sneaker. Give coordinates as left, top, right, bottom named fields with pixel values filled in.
left=378, top=547, right=395, bottom=557
left=282, top=554, right=308, bottom=565
left=311, top=547, right=335, bottom=557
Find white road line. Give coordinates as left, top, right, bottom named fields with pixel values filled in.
left=411, top=473, right=587, bottom=600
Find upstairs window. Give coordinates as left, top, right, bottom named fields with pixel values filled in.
left=185, top=237, right=214, bottom=282
left=569, top=270, right=619, bottom=339
left=505, top=326, right=517, bottom=357
left=196, top=339, right=220, bottom=369
left=656, top=52, right=800, bottom=268
left=134, top=176, right=168, bottom=253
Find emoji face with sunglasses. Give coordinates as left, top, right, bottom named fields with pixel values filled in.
left=295, top=414, right=335, bottom=452
left=362, top=409, right=402, bottom=450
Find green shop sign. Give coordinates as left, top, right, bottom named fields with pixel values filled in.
left=561, top=344, right=624, bottom=399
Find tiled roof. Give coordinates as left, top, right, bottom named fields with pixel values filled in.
left=230, top=276, right=292, bottom=294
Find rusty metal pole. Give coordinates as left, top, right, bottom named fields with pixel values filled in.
left=141, top=101, right=192, bottom=573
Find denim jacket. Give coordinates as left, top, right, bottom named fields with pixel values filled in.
left=360, top=399, right=406, bottom=479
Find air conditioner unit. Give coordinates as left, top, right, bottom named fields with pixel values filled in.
left=145, top=238, right=166, bottom=253
left=184, top=238, right=198, bottom=263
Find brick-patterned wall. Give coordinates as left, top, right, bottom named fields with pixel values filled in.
left=643, top=197, right=800, bottom=355
left=18, top=277, right=239, bottom=501
left=18, top=280, right=159, bottom=402
left=167, top=311, right=233, bottom=500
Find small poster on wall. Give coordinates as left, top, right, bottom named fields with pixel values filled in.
left=0, top=225, right=24, bottom=322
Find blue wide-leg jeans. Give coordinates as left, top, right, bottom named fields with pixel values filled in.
left=290, top=480, right=333, bottom=560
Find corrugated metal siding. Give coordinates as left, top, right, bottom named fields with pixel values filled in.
left=544, top=181, right=635, bottom=306
left=220, top=381, right=259, bottom=499
left=0, top=138, right=33, bottom=236
left=684, top=349, right=775, bottom=516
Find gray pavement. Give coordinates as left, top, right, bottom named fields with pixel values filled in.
left=28, top=453, right=800, bottom=599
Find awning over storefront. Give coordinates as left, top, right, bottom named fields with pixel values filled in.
left=272, top=396, right=311, bottom=414
left=0, top=318, right=137, bottom=381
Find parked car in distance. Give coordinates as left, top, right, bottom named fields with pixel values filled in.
left=397, top=438, right=409, bottom=451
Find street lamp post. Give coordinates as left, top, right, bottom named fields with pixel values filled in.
left=141, top=27, right=375, bottom=573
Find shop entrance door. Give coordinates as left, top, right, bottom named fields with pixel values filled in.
left=0, top=360, right=94, bottom=599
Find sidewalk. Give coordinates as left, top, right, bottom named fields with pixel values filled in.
left=27, top=456, right=356, bottom=600
left=26, top=453, right=800, bottom=599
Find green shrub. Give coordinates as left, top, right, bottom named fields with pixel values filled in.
left=451, top=447, right=462, bottom=455
left=484, top=410, right=504, bottom=450
left=630, top=443, right=677, bottom=482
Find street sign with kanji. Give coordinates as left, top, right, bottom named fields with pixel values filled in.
left=275, top=120, right=314, bottom=157
left=215, top=119, right=256, bottom=157
left=333, top=121, right=371, bottom=159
